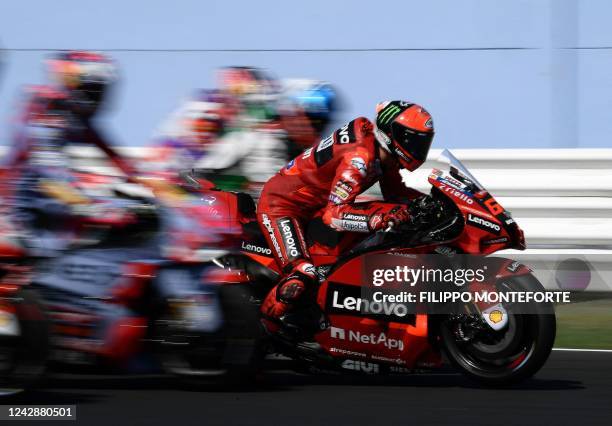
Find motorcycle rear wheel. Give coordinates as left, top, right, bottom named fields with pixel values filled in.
left=0, top=288, right=50, bottom=392
left=156, top=284, right=262, bottom=387
left=440, top=274, right=556, bottom=386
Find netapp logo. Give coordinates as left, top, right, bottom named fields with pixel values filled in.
left=467, top=213, right=501, bottom=235
left=278, top=218, right=301, bottom=259
left=241, top=241, right=272, bottom=256
left=341, top=220, right=368, bottom=232
left=330, top=327, right=404, bottom=351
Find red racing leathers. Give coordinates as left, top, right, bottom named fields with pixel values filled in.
left=257, top=117, right=423, bottom=327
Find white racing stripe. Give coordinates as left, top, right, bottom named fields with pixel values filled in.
left=553, top=348, right=612, bottom=353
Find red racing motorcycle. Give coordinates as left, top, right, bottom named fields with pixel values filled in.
left=209, top=149, right=556, bottom=386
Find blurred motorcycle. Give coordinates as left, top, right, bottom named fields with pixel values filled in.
left=0, top=170, right=260, bottom=389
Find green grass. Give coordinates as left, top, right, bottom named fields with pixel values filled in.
left=554, top=299, right=612, bottom=349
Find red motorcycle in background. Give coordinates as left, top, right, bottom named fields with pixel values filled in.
left=0, top=168, right=259, bottom=391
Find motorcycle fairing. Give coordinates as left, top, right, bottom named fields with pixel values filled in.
left=314, top=255, right=437, bottom=369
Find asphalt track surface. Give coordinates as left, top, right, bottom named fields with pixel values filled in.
left=3, top=350, right=611, bottom=426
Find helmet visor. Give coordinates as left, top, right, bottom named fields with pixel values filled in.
left=391, top=122, right=433, bottom=162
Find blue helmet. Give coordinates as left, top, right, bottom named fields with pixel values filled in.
left=283, top=79, right=338, bottom=134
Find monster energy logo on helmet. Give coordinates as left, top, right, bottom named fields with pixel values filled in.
left=378, top=101, right=414, bottom=128
left=377, top=104, right=402, bottom=126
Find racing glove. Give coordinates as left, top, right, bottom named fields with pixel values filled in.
left=369, top=205, right=412, bottom=231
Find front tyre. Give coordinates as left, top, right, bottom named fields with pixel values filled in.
left=440, top=274, right=556, bottom=386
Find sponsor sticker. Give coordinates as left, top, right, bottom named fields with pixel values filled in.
left=482, top=237, right=508, bottom=245
left=261, top=214, right=284, bottom=261
left=341, top=359, right=379, bottom=374
left=241, top=241, right=272, bottom=256
left=350, top=157, right=367, bottom=177
left=326, top=283, right=415, bottom=324
left=335, top=121, right=356, bottom=144
left=438, top=183, right=474, bottom=205
left=466, top=213, right=501, bottom=235
left=330, top=326, right=404, bottom=351
left=378, top=104, right=402, bottom=125
left=506, top=261, right=521, bottom=272
left=332, top=186, right=350, bottom=201
left=277, top=217, right=303, bottom=261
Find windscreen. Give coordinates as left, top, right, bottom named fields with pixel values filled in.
left=437, top=149, right=485, bottom=192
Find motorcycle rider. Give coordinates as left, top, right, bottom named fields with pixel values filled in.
left=191, top=66, right=286, bottom=193
left=147, top=89, right=230, bottom=178
left=5, top=51, right=139, bottom=254
left=195, top=68, right=338, bottom=195
left=278, top=79, right=338, bottom=158
left=257, top=100, right=437, bottom=336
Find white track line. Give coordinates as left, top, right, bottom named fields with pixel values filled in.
left=553, top=348, right=612, bottom=353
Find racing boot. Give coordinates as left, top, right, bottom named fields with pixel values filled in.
left=260, top=261, right=328, bottom=342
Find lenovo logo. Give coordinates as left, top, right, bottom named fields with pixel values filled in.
left=467, top=213, right=501, bottom=235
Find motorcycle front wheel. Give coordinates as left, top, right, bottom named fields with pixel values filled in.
left=440, top=273, right=556, bottom=386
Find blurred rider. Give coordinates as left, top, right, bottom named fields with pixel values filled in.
left=194, top=66, right=288, bottom=193
left=196, top=68, right=338, bottom=195
left=279, top=79, right=338, bottom=157
left=5, top=51, right=138, bottom=254
left=147, top=89, right=230, bottom=178
left=257, top=100, right=439, bottom=337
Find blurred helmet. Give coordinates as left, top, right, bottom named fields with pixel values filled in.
left=47, top=51, right=117, bottom=117
left=374, top=100, right=434, bottom=171
left=217, top=66, right=279, bottom=102
left=182, top=89, right=227, bottom=145
left=283, top=79, right=337, bottom=135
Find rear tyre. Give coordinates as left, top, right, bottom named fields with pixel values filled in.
left=440, top=274, right=556, bottom=386
left=156, top=284, right=263, bottom=387
left=0, top=288, right=49, bottom=392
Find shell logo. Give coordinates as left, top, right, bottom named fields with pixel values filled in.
left=489, top=310, right=504, bottom=324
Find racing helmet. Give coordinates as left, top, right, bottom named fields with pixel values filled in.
left=182, top=89, right=227, bottom=145
left=217, top=66, right=279, bottom=100
left=47, top=51, right=117, bottom=117
left=283, top=79, right=338, bottom=135
left=374, top=100, right=434, bottom=171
